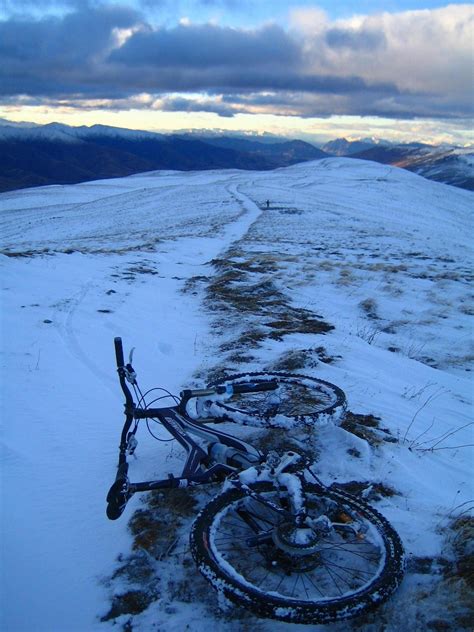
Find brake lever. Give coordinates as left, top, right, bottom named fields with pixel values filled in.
left=124, top=347, right=137, bottom=385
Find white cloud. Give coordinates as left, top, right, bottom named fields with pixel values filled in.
left=292, top=4, right=474, bottom=99
left=289, top=6, right=329, bottom=34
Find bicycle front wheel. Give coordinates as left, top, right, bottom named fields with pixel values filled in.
left=190, top=482, right=404, bottom=624
left=201, top=371, right=346, bottom=428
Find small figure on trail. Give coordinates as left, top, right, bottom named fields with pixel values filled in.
left=266, top=199, right=270, bottom=209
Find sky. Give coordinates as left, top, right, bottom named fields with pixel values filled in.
left=0, top=0, right=473, bottom=144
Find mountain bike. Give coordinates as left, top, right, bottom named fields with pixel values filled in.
left=106, top=337, right=404, bottom=624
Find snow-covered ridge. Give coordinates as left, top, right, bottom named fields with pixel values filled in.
left=1, top=159, right=472, bottom=631
left=0, top=121, right=83, bottom=143
left=0, top=120, right=167, bottom=143
left=1, top=120, right=472, bottom=192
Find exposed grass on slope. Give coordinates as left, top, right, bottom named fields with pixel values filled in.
left=101, top=187, right=472, bottom=630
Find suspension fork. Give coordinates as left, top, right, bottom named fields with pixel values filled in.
left=276, top=472, right=308, bottom=526
left=231, top=472, right=309, bottom=526
left=263, top=452, right=310, bottom=525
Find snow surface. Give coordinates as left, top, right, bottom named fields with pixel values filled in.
left=0, top=158, right=472, bottom=631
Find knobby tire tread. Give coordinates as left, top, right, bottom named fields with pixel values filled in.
left=205, top=371, right=347, bottom=428
left=190, top=482, right=404, bottom=624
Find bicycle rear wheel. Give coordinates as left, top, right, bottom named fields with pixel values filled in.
left=190, top=482, right=404, bottom=624
left=200, top=371, right=346, bottom=428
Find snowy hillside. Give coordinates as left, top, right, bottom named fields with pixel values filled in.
left=401, top=146, right=474, bottom=191
left=322, top=138, right=474, bottom=191
left=1, top=158, right=472, bottom=631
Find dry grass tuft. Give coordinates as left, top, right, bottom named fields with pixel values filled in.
left=341, top=411, right=397, bottom=446
left=101, top=589, right=157, bottom=621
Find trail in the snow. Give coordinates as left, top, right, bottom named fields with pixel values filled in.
left=47, top=183, right=263, bottom=398
left=222, top=181, right=263, bottom=243
left=1, top=160, right=472, bottom=632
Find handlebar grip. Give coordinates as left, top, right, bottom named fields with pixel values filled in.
left=114, top=337, right=125, bottom=367
left=181, top=388, right=217, bottom=398
left=230, top=380, right=278, bottom=394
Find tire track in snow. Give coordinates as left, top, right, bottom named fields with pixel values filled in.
left=55, top=278, right=117, bottom=392
left=52, top=179, right=260, bottom=389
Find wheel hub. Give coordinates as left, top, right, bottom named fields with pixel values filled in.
left=272, top=521, right=320, bottom=556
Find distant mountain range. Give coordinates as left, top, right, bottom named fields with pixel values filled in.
left=0, top=122, right=326, bottom=193
left=322, top=138, right=474, bottom=191
left=0, top=121, right=472, bottom=193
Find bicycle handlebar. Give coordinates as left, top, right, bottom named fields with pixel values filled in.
left=115, top=338, right=278, bottom=408
left=179, top=380, right=278, bottom=415
left=109, top=337, right=279, bottom=519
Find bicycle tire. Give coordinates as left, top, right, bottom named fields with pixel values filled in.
left=190, top=482, right=404, bottom=624
left=200, top=371, right=346, bottom=428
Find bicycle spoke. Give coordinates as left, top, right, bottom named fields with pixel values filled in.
left=303, top=570, right=325, bottom=597
left=291, top=573, right=301, bottom=598
left=274, top=573, right=287, bottom=592
left=320, top=542, right=381, bottom=562
left=320, top=562, right=346, bottom=595
left=322, top=558, right=376, bottom=578
left=300, top=574, right=311, bottom=599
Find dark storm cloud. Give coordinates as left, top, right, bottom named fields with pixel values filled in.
left=221, top=89, right=469, bottom=121
left=0, top=6, right=394, bottom=100
left=106, top=22, right=400, bottom=99
left=211, top=71, right=398, bottom=96
left=84, top=64, right=398, bottom=100
left=109, top=22, right=301, bottom=68
left=0, top=4, right=472, bottom=120
left=160, top=96, right=236, bottom=117
left=0, top=5, right=140, bottom=68
left=0, top=5, right=142, bottom=96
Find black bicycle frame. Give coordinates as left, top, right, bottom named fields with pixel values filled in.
left=109, top=337, right=262, bottom=497
left=107, top=337, right=304, bottom=522
left=129, top=404, right=262, bottom=492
